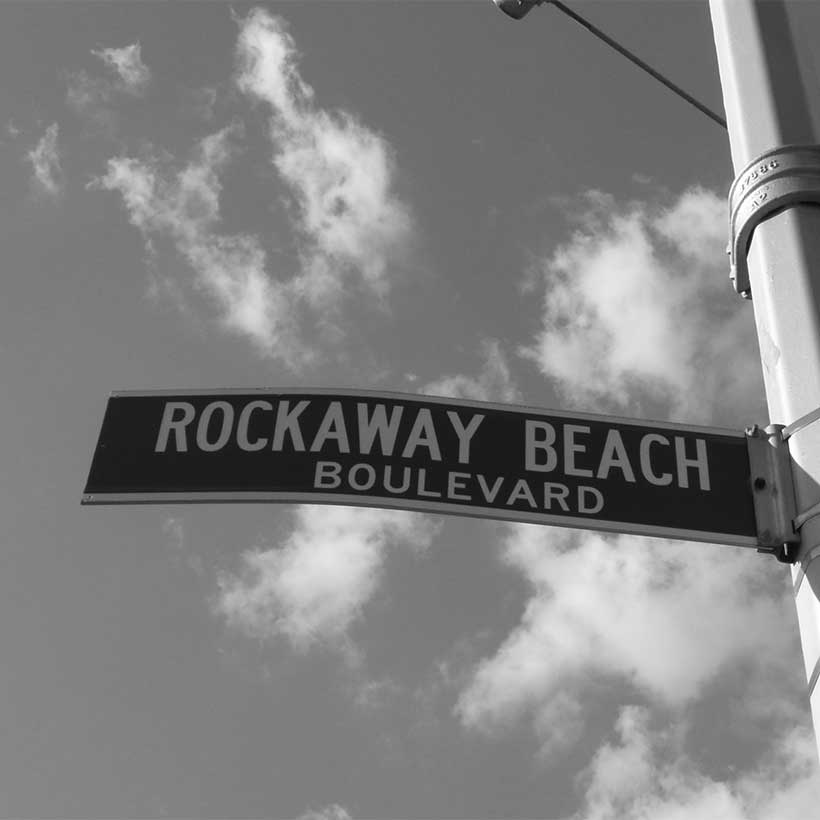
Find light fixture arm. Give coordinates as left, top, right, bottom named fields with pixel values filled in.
left=493, top=0, right=727, bottom=129
left=550, top=1, right=726, bottom=128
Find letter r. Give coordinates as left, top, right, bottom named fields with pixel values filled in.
left=155, top=402, right=196, bottom=452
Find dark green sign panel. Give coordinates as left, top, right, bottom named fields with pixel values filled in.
left=83, top=389, right=757, bottom=547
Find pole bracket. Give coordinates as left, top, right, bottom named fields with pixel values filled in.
left=746, top=424, right=800, bottom=562
left=729, top=145, right=820, bottom=298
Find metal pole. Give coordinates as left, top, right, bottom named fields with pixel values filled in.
left=710, top=0, right=820, bottom=760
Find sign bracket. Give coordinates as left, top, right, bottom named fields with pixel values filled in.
left=746, top=423, right=800, bottom=562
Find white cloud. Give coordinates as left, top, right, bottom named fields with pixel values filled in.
left=27, top=123, right=64, bottom=197
left=456, top=525, right=795, bottom=757
left=296, top=805, right=352, bottom=820
left=453, top=183, right=813, bottom=812
left=92, top=42, right=151, bottom=94
left=235, top=9, right=412, bottom=305
left=421, top=338, right=522, bottom=404
left=92, top=124, right=317, bottom=366
left=95, top=13, right=413, bottom=365
left=574, top=707, right=820, bottom=820
left=522, top=187, right=764, bottom=423
left=67, top=43, right=150, bottom=129
left=215, top=506, right=439, bottom=653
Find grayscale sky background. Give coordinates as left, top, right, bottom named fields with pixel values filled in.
left=3, top=1, right=820, bottom=818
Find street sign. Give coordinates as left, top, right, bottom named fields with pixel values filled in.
left=83, top=388, right=759, bottom=547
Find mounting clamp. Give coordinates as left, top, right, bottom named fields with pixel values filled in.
left=746, top=424, right=800, bottom=563
left=729, top=145, right=820, bottom=298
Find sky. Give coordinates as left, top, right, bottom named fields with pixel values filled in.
left=3, top=1, right=820, bottom=818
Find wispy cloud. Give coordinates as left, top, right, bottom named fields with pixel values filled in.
left=574, top=707, right=819, bottom=820
left=235, top=8, right=412, bottom=305
left=215, top=506, right=439, bottom=654
left=421, top=338, right=521, bottom=404
left=91, top=123, right=316, bottom=366
left=27, top=122, right=64, bottom=198
left=296, top=805, right=352, bottom=820
left=95, top=11, right=413, bottom=366
left=67, top=42, right=151, bottom=135
left=69, top=41, right=150, bottom=111
left=456, top=526, right=795, bottom=757
left=453, top=185, right=814, bottom=806
left=522, top=187, right=764, bottom=423
left=92, top=42, right=151, bottom=94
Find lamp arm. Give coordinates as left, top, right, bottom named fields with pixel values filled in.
left=549, top=1, right=726, bottom=129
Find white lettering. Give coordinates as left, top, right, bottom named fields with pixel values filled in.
left=272, top=400, right=310, bottom=451
left=596, top=429, right=636, bottom=482
left=155, top=401, right=195, bottom=452
left=543, top=482, right=570, bottom=512
left=447, top=412, right=485, bottom=465
left=237, top=400, right=271, bottom=451
left=310, top=401, right=350, bottom=454
left=402, top=409, right=442, bottom=461
left=417, top=468, right=441, bottom=497
left=314, top=461, right=342, bottom=489
left=477, top=475, right=504, bottom=503
left=525, top=420, right=557, bottom=472
left=507, top=479, right=537, bottom=508
left=675, top=437, right=710, bottom=491
left=448, top=472, right=472, bottom=501
left=640, top=434, right=672, bottom=486
left=564, top=424, right=592, bottom=477
left=578, top=485, right=604, bottom=514
left=196, top=401, right=234, bottom=452
left=349, top=463, right=376, bottom=491
left=384, top=465, right=411, bottom=494
left=357, top=403, right=402, bottom=456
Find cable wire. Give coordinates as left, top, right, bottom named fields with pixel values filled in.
left=550, top=1, right=727, bottom=129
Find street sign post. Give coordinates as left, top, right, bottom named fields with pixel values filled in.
left=84, top=389, right=762, bottom=547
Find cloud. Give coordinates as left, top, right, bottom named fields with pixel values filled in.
left=68, top=42, right=150, bottom=112
left=94, top=13, right=413, bottom=365
left=27, top=123, right=64, bottom=197
left=92, top=42, right=151, bottom=94
left=446, top=183, right=815, bottom=815
left=296, top=805, right=352, bottom=820
left=522, top=187, right=764, bottom=423
left=235, top=8, right=412, bottom=305
left=574, top=707, right=820, bottom=820
left=421, top=338, right=522, bottom=404
left=92, top=124, right=317, bottom=366
left=66, top=42, right=150, bottom=136
left=215, top=506, right=439, bottom=653
left=455, top=525, right=795, bottom=760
